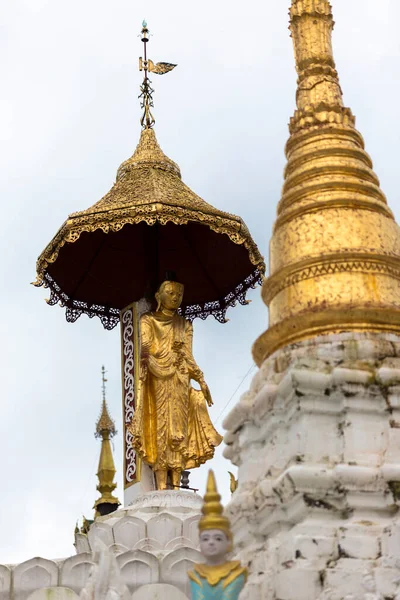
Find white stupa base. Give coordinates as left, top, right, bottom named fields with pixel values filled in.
left=224, top=333, right=400, bottom=600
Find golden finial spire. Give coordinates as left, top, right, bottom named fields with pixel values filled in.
left=138, top=20, right=176, bottom=129
left=93, top=366, right=120, bottom=518
left=95, top=366, right=117, bottom=437
left=228, top=471, right=238, bottom=494
left=199, top=471, right=232, bottom=540
left=253, top=0, right=400, bottom=364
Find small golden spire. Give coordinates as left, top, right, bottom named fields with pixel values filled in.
left=95, top=366, right=117, bottom=437
left=228, top=472, right=238, bottom=494
left=81, top=515, right=93, bottom=535
left=199, top=470, right=232, bottom=540
left=253, top=0, right=400, bottom=364
left=93, top=366, right=120, bottom=518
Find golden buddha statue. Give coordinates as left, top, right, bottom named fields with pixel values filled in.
left=129, top=280, right=222, bottom=490
left=188, top=470, right=247, bottom=600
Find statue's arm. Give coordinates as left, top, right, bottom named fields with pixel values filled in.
left=184, top=321, right=204, bottom=380
left=139, top=315, right=154, bottom=380
left=184, top=321, right=213, bottom=407
left=140, top=315, right=153, bottom=357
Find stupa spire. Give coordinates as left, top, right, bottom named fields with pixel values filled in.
left=253, top=0, right=400, bottom=364
left=289, top=0, right=347, bottom=120
left=93, top=366, right=120, bottom=518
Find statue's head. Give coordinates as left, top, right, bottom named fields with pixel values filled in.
left=198, top=470, right=233, bottom=564
left=199, top=528, right=231, bottom=563
left=155, top=280, right=184, bottom=312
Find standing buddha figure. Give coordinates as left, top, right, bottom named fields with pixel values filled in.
left=188, top=470, right=247, bottom=600
left=129, top=280, right=222, bottom=490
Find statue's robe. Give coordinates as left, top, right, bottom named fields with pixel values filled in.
left=188, top=561, right=247, bottom=600
left=130, top=311, right=222, bottom=472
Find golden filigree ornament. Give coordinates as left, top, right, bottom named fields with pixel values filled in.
left=138, top=20, right=177, bottom=129
left=253, top=0, right=400, bottom=365
left=33, top=22, right=264, bottom=329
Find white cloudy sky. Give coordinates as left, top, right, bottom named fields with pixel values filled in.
left=1, top=0, right=400, bottom=565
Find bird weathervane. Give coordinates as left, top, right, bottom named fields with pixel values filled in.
left=139, top=20, right=177, bottom=129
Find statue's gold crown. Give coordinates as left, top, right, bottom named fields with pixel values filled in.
left=199, top=470, right=232, bottom=539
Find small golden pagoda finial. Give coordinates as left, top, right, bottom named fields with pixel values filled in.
left=96, top=366, right=117, bottom=437
left=199, top=470, right=232, bottom=540
left=253, top=0, right=400, bottom=364
left=93, top=366, right=120, bottom=518
left=228, top=471, right=238, bottom=494
left=138, top=20, right=177, bottom=129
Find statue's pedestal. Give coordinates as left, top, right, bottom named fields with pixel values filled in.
left=75, top=490, right=203, bottom=598
left=0, top=491, right=202, bottom=600
left=224, top=333, right=400, bottom=600
left=123, top=462, right=155, bottom=505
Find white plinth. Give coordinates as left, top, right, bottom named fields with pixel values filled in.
left=224, top=333, right=400, bottom=600
left=27, top=589, right=78, bottom=600
left=1, top=491, right=202, bottom=600
left=131, top=583, right=189, bottom=599
left=77, top=490, right=202, bottom=598
left=123, top=462, right=155, bottom=506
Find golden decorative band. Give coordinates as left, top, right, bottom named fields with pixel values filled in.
left=273, top=200, right=394, bottom=232
left=284, top=125, right=364, bottom=156
left=289, top=105, right=355, bottom=134
left=290, top=0, right=333, bottom=19
left=283, top=144, right=373, bottom=177
left=278, top=180, right=388, bottom=218
left=263, top=254, right=400, bottom=305
left=253, top=307, right=400, bottom=367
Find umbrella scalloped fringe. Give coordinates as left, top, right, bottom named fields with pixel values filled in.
left=40, top=268, right=264, bottom=329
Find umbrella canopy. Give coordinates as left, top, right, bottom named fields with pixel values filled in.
left=34, top=128, right=265, bottom=329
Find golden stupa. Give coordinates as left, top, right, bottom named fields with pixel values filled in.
left=253, top=0, right=400, bottom=365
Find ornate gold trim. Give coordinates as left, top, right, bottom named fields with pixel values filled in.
left=274, top=199, right=394, bottom=232
left=278, top=178, right=387, bottom=214
left=133, top=302, right=142, bottom=482
left=192, top=561, right=243, bottom=587
left=262, top=254, right=400, bottom=305
left=284, top=124, right=365, bottom=156
left=284, top=144, right=373, bottom=176
left=253, top=307, right=400, bottom=367
left=35, top=204, right=263, bottom=288
left=289, top=104, right=355, bottom=134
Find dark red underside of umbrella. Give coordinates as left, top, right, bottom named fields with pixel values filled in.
left=44, top=221, right=262, bottom=328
